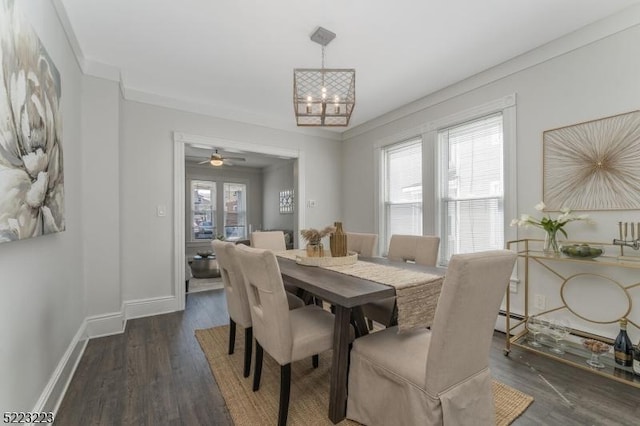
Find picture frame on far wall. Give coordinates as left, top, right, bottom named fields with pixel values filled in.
left=543, top=110, right=640, bottom=211
left=279, top=189, right=294, bottom=214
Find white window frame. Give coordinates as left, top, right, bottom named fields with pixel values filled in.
left=186, top=178, right=251, bottom=243
left=373, top=95, right=516, bottom=266
left=190, top=179, right=217, bottom=242
left=223, top=181, right=248, bottom=241
left=428, top=95, right=517, bottom=266
left=380, top=138, right=423, bottom=254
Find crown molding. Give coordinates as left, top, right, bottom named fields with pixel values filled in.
left=83, top=58, right=121, bottom=82
left=52, top=0, right=340, bottom=140
left=52, top=0, right=121, bottom=82
left=366, top=94, right=516, bottom=151
left=342, top=4, right=640, bottom=141
left=123, top=86, right=342, bottom=141
left=51, top=0, right=85, bottom=72
left=425, top=94, right=516, bottom=132
left=53, top=0, right=640, bottom=144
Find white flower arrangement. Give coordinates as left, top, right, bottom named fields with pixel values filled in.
left=510, top=201, right=590, bottom=238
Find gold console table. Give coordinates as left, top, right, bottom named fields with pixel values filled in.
left=505, top=239, right=640, bottom=388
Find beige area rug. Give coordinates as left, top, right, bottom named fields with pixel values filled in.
left=196, top=325, right=533, bottom=425
left=188, top=277, right=224, bottom=293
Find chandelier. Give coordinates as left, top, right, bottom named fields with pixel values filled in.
left=293, top=27, right=355, bottom=127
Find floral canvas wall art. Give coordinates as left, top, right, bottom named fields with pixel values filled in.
left=0, top=0, right=65, bottom=244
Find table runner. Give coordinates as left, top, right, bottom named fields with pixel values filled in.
left=276, top=250, right=443, bottom=332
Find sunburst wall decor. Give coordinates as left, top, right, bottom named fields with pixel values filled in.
left=543, top=110, right=640, bottom=211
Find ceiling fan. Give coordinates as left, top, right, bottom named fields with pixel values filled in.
left=198, top=149, right=246, bottom=167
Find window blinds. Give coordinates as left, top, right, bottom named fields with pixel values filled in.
left=384, top=138, right=423, bottom=252
left=440, top=113, right=504, bottom=262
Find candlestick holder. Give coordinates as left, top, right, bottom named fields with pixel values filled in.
left=613, top=221, right=640, bottom=258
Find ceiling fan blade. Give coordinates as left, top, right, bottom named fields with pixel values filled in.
left=224, top=160, right=235, bottom=166
left=198, top=160, right=209, bottom=164
left=225, top=156, right=246, bottom=161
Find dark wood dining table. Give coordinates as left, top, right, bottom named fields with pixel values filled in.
left=277, top=255, right=445, bottom=424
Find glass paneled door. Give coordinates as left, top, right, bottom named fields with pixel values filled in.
left=191, top=180, right=217, bottom=241
left=223, top=182, right=247, bottom=241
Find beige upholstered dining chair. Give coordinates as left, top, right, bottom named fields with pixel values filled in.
left=212, top=240, right=303, bottom=379
left=235, top=244, right=347, bottom=426
left=251, top=230, right=302, bottom=296
left=347, top=250, right=517, bottom=426
left=346, top=232, right=378, bottom=257
left=363, top=234, right=440, bottom=328
left=250, top=230, right=287, bottom=251
left=387, top=234, right=440, bottom=265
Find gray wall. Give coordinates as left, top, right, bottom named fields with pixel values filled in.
left=120, top=100, right=342, bottom=302
left=262, top=161, right=295, bottom=232
left=341, top=23, right=640, bottom=340
left=82, top=75, right=121, bottom=320
left=0, top=0, right=85, bottom=413
left=2, top=3, right=342, bottom=410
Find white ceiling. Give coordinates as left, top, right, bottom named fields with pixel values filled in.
left=60, top=0, right=640, bottom=133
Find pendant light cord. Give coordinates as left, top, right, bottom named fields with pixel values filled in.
left=321, top=45, right=326, bottom=95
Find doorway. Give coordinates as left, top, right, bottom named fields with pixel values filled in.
left=173, top=132, right=305, bottom=310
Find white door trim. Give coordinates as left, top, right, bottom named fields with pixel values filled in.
left=173, top=132, right=305, bottom=311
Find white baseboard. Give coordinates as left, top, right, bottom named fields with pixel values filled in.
left=495, top=314, right=507, bottom=334
left=32, top=320, right=88, bottom=416
left=124, top=295, right=177, bottom=320
left=85, top=295, right=179, bottom=338
left=85, top=309, right=126, bottom=338
left=35, top=294, right=179, bottom=418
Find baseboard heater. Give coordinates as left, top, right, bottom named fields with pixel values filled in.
left=498, top=310, right=524, bottom=321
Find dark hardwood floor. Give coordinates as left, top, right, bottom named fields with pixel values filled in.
left=55, top=291, right=232, bottom=426
left=55, top=290, right=640, bottom=425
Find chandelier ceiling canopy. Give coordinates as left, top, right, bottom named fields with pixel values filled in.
left=293, top=27, right=355, bottom=127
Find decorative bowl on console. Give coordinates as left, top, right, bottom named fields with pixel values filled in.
left=560, top=244, right=603, bottom=259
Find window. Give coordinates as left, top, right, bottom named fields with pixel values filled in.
left=224, top=182, right=247, bottom=240
left=438, top=113, right=504, bottom=264
left=382, top=138, right=422, bottom=253
left=191, top=180, right=216, bottom=241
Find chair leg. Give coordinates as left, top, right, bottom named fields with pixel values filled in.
left=298, top=289, right=315, bottom=305
left=312, top=354, right=319, bottom=368
left=243, top=327, right=253, bottom=378
left=296, top=287, right=306, bottom=299
left=278, top=364, right=292, bottom=426
left=253, top=341, right=263, bottom=391
left=350, top=308, right=368, bottom=338
left=228, top=319, right=236, bottom=355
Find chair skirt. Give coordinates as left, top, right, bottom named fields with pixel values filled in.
left=347, top=336, right=495, bottom=426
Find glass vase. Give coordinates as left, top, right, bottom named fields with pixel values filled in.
left=543, top=230, right=560, bottom=255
